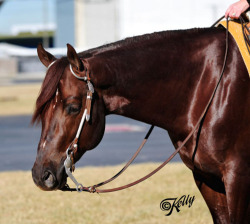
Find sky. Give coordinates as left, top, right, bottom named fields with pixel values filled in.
left=0, top=0, right=55, bottom=35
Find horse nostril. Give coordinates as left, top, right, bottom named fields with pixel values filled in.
left=43, top=171, right=56, bottom=189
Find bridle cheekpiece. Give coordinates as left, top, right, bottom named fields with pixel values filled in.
left=64, top=62, right=95, bottom=192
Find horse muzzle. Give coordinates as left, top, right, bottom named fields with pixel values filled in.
left=32, top=163, right=67, bottom=191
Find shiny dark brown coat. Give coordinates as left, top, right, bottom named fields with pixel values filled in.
left=32, top=27, right=250, bottom=223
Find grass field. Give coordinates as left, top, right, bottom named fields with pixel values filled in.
left=0, top=163, right=212, bottom=224
left=0, top=84, right=41, bottom=116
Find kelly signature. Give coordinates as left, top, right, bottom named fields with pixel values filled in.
left=160, top=195, right=195, bottom=216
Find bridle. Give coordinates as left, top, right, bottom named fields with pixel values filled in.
left=63, top=64, right=95, bottom=191
left=56, top=17, right=231, bottom=193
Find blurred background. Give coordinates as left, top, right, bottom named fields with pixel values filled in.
left=0, top=0, right=234, bottom=83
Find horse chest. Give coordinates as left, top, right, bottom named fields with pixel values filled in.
left=176, top=140, right=224, bottom=178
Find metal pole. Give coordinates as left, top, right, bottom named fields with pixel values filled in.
left=43, top=0, right=49, bottom=48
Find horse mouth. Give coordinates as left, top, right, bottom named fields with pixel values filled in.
left=57, top=167, right=68, bottom=190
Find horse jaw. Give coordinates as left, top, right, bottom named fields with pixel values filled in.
left=103, top=95, right=130, bottom=114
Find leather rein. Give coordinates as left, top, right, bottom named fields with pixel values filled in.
left=61, top=17, right=230, bottom=193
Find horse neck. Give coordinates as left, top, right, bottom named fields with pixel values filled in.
left=92, top=28, right=219, bottom=133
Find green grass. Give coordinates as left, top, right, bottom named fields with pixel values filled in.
left=0, top=163, right=212, bottom=224
left=0, top=31, right=54, bottom=39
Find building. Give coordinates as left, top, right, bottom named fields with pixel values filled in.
left=0, top=0, right=233, bottom=49
left=55, top=0, right=233, bottom=49
left=55, top=0, right=118, bottom=49
left=0, top=0, right=234, bottom=82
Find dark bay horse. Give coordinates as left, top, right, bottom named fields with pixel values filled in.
left=32, top=27, right=250, bottom=223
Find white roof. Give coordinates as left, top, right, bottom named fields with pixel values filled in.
left=0, top=43, right=87, bottom=58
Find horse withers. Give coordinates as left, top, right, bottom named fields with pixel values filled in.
left=32, top=27, right=250, bottom=223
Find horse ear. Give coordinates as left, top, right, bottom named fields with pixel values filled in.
left=37, top=43, right=56, bottom=68
left=67, top=43, right=84, bottom=71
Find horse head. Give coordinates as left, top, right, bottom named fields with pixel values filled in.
left=32, top=44, right=106, bottom=191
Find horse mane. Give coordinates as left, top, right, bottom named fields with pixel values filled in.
left=32, top=28, right=211, bottom=124
left=78, top=28, right=209, bottom=58
left=32, top=57, right=68, bottom=124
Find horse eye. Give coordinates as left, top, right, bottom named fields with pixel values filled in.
left=66, top=104, right=81, bottom=115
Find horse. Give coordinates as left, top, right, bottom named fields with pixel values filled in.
left=31, top=26, right=250, bottom=223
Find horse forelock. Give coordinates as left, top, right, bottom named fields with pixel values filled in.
left=32, top=57, right=68, bottom=124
